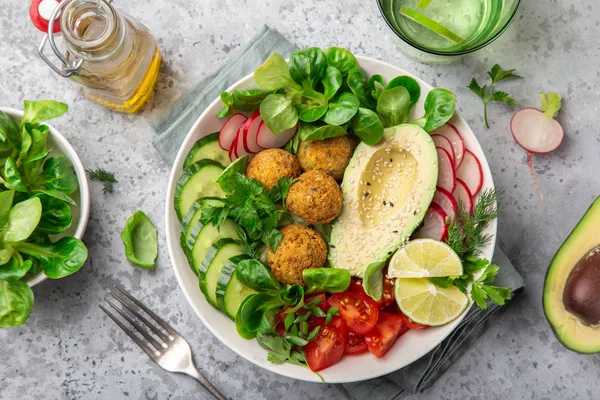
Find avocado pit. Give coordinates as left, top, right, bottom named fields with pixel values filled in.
left=563, top=246, right=600, bottom=327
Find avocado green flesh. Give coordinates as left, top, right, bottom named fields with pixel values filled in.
left=543, top=196, right=600, bottom=353
left=328, top=124, right=438, bottom=276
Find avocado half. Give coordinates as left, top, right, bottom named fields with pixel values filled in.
left=328, top=124, right=438, bottom=276
left=543, top=196, right=600, bottom=353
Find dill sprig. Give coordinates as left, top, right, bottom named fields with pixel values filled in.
left=431, top=189, right=511, bottom=309
left=446, top=189, right=500, bottom=260
left=86, top=168, right=118, bottom=194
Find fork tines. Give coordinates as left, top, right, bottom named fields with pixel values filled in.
left=100, top=285, right=177, bottom=360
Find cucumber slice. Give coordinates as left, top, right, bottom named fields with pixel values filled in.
left=187, top=219, right=239, bottom=275
left=174, top=159, right=225, bottom=220
left=199, top=238, right=244, bottom=307
left=180, top=197, right=225, bottom=252
left=216, top=254, right=257, bottom=319
left=184, top=132, right=231, bottom=169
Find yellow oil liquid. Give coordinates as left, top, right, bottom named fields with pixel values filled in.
left=64, top=1, right=161, bottom=113
left=84, top=48, right=161, bottom=113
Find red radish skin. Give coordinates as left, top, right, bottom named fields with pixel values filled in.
left=244, top=111, right=264, bottom=154
left=453, top=179, right=473, bottom=215
left=431, top=124, right=465, bottom=169
left=412, top=203, right=449, bottom=241
left=237, top=117, right=253, bottom=153
left=433, top=186, right=458, bottom=225
left=236, top=125, right=250, bottom=158
left=257, top=121, right=297, bottom=149
left=511, top=103, right=564, bottom=206
left=455, top=149, right=484, bottom=196
left=431, top=134, right=455, bottom=166
left=219, top=113, right=247, bottom=151
left=436, top=147, right=456, bottom=193
left=229, top=134, right=239, bottom=162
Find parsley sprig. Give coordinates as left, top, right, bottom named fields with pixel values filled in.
left=430, top=189, right=512, bottom=309
left=86, top=168, right=118, bottom=193
left=468, top=64, right=521, bottom=128
left=200, top=173, right=296, bottom=252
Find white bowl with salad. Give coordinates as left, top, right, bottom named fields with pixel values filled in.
left=0, top=104, right=90, bottom=289
left=165, top=48, right=502, bottom=383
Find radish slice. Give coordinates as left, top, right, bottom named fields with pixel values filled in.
left=431, top=124, right=465, bottom=169
left=511, top=93, right=564, bottom=206
left=436, top=147, right=456, bottom=193
left=244, top=111, right=264, bottom=154
left=257, top=122, right=297, bottom=149
left=236, top=123, right=251, bottom=158
left=229, top=134, right=239, bottom=162
left=220, top=113, right=247, bottom=151
left=431, top=134, right=455, bottom=166
left=511, top=108, right=564, bottom=154
left=433, top=187, right=458, bottom=225
left=455, top=149, right=483, bottom=196
left=453, top=179, right=473, bottom=215
left=412, top=203, right=448, bottom=241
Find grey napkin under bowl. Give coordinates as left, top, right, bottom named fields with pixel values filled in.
left=151, top=25, right=525, bottom=398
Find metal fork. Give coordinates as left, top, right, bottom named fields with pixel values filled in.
left=100, top=285, right=227, bottom=400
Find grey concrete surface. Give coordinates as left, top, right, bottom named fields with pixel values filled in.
left=1, top=0, right=598, bottom=399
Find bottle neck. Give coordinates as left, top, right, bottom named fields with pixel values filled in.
left=60, top=0, right=125, bottom=61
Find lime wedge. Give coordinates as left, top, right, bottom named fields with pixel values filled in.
left=417, top=0, right=434, bottom=10
left=394, top=278, right=469, bottom=326
left=399, top=7, right=464, bottom=43
left=388, top=239, right=463, bottom=278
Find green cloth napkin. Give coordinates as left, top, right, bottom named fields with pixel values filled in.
left=151, top=26, right=298, bottom=164
left=151, top=26, right=525, bottom=397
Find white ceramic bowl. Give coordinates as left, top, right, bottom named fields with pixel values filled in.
left=0, top=107, right=90, bottom=288
left=165, top=56, right=496, bottom=383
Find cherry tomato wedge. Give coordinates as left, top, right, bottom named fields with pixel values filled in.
left=328, top=291, right=379, bottom=335
left=399, top=312, right=428, bottom=329
left=364, top=312, right=405, bottom=358
left=349, top=278, right=395, bottom=309
left=305, top=317, right=348, bottom=372
left=345, top=332, right=368, bottom=354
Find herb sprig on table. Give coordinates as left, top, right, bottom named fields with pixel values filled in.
left=429, top=189, right=512, bottom=309
left=468, top=64, right=521, bottom=128
left=86, top=168, right=118, bottom=193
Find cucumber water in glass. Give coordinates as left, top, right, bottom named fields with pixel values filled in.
left=377, top=0, right=520, bottom=63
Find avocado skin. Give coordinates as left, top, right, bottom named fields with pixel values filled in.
left=543, top=196, right=600, bottom=354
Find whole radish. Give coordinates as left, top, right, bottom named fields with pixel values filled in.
left=511, top=92, right=564, bottom=206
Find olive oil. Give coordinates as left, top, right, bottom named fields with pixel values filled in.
left=57, top=0, right=161, bottom=112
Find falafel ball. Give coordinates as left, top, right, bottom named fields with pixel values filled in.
left=267, top=224, right=327, bottom=285
left=297, top=135, right=357, bottom=180
left=286, top=170, right=343, bottom=225
left=245, top=148, right=302, bottom=191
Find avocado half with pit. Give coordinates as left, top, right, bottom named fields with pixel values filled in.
left=328, top=124, right=438, bottom=276
left=544, top=196, right=600, bottom=353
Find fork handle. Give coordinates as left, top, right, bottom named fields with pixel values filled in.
left=184, top=366, right=228, bottom=400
